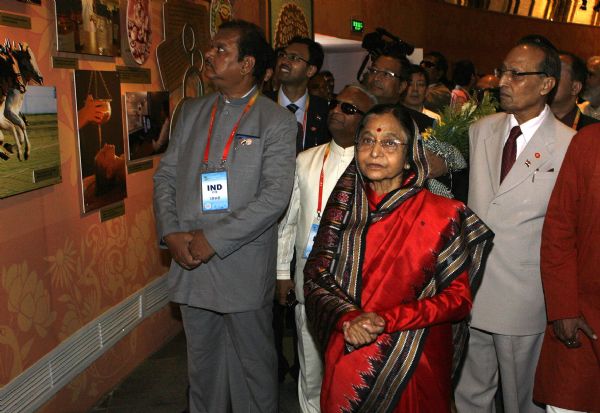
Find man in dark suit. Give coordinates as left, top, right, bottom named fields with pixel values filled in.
left=266, top=36, right=330, bottom=152
left=551, top=51, right=599, bottom=130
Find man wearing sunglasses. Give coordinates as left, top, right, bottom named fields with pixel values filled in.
left=420, top=51, right=452, bottom=114
left=277, top=84, right=376, bottom=413
left=455, top=35, right=575, bottom=413
left=266, top=36, right=330, bottom=153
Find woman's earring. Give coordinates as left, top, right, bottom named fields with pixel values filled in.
left=404, top=163, right=410, bottom=170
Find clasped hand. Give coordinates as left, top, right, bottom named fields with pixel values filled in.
left=164, top=230, right=215, bottom=270
left=342, top=312, right=386, bottom=348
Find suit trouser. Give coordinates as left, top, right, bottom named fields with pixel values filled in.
left=181, top=304, right=277, bottom=413
left=295, top=303, right=323, bottom=413
left=454, top=327, right=545, bottom=413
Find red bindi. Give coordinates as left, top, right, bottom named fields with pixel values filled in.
left=376, top=128, right=382, bottom=132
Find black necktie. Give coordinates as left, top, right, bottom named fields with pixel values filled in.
left=500, top=125, right=521, bottom=183
left=286, top=103, right=299, bottom=114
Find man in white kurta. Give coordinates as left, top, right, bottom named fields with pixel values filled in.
left=276, top=84, right=376, bottom=412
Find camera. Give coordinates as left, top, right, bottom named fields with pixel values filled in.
left=357, top=28, right=414, bottom=82
left=361, top=28, right=414, bottom=58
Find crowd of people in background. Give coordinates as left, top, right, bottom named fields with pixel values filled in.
left=154, top=19, right=599, bottom=413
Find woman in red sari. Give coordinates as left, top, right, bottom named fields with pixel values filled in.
left=304, top=104, right=493, bottom=413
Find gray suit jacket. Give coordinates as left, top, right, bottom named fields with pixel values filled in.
left=153, top=92, right=297, bottom=313
left=468, top=109, right=575, bottom=335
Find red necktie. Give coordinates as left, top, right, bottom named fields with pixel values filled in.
left=500, top=125, right=521, bottom=183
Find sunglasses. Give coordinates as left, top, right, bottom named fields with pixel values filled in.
left=329, top=99, right=364, bottom=116
left=420, top=60, right=435, bottom=69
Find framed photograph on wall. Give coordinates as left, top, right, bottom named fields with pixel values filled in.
left=0, top=86, right=61, bottom=199
left=74, top=70, right=126, bottom=213
left=126, top=0, right=151, bottom=64
left=125, top=91, right=170, bottom=161
left=55, top=0, right=121, bottom=57
left=269, top=0, right=313, bottom=48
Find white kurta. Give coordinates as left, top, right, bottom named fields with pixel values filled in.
left=277, top=140, right=354, bottom=413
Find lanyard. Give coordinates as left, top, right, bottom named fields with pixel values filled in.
left=302, top=95, right=310, bottom=144
left=572, top=108, right=581, bottom=130
left=203, top=92, right=259, bottom=165
left=316, top=144, right=331, bottom=217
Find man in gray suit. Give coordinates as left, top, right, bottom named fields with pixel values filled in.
left=153, top=20, right=297, bottom=412
left=455, top=36, right=575, bottom=413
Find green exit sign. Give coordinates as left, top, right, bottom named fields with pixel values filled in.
left=351, top=19, right=364, bottom=33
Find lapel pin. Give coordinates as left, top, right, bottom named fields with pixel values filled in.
left=525, top=159, right=531, bottom=167
left=535, top=152, right=541, bottom=158
left=240, top=138, right=253, bottom=146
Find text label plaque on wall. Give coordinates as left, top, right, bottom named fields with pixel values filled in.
left=100, top=202, right=126, bottom=222
left=117, top=66, right=152, bottom=84
left=52, top=56, right=79, bottom=70
left=0, top=12, right=31, bottom=29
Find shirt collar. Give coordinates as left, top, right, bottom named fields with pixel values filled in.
left=330, top=139, right=355, bottom=157
left=508, top=104, right=549, bottom=143
left=222, top=85, right=257, bottom=105
left=278, top=88, right=308, bottom=111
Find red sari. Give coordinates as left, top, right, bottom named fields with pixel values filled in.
left=321, top=188, right=472, bottom=413
left=304, top=146, right=492, bottom=413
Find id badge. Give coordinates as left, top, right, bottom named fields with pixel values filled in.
left=200, top=169, right=229, bottom=212
left=303, top=217, right=321, bottom=258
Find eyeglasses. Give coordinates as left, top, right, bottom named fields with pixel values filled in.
left=494, top=68, right=548, bottom=81
left=277, top=50, right=309, bottom=64
left=420, top=60, right=435, bottom=69
left=329, top=99, right=365, bottom=116
left=366, top=66, right=402, bottom=80
left=356, top=136, right=408, bottom=152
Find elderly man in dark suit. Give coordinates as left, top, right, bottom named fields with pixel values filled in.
left=267, top=36, right=330, bottom=152
left=153, top=20, right=296, bottom=412
left=455, top=35, right=575, bottom=413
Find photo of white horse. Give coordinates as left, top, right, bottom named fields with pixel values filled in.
left=0, top=40, right=59, bottom=199
left=0, top=85, right=60, bottom=198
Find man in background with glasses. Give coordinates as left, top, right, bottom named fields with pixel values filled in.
left=267, top=36, right=330, bottom=153
left=363, top=51, right=435, bottom=134
left=364, top=51, right=465, bottom=198
left=455, top=35, right=575, bottom=413
left=277, top=84, right=376, bottom=413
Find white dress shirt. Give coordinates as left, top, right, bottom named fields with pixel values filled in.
left=507, top=104, right=550, bottom=158
left=278, top=88, right=308, bottom=124
left=277, top=140, right=354, bottom=303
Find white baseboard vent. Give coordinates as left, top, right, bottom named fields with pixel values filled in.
left=0, top=273, right=171, bottom=413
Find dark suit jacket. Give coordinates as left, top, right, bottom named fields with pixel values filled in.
left=405, top=106, right=434, bottom=132
left=265, top=90, right=330, bottom=152
left=559, top=106, right=599, bottom=131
